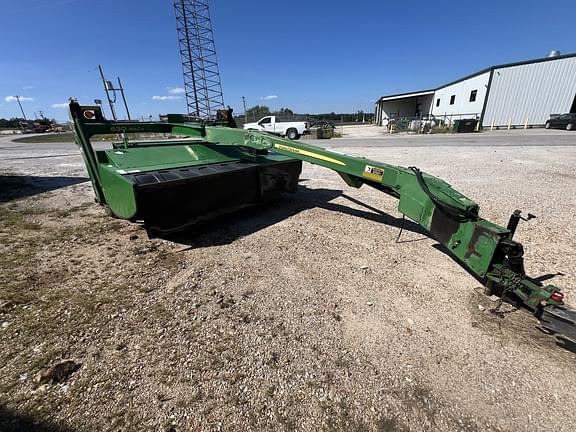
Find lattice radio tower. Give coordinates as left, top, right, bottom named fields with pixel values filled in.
left=174, top=0, right=225, bottom=118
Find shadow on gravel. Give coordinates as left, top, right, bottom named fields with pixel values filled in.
left=0, top=406, right=73, bottom=432
left=0, top=175, right=88, bottom=203
left=166, top=184, right=428, bottom=248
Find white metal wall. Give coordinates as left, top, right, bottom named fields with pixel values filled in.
left=431, top=72, right=490, bottom=119
left=483, top=57, right=576, bottom=127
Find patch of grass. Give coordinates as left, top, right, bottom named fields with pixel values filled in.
left=0, top=205, right=93, bottom=305
left=430, top=125, right=455, bottom=134
left=13, top=132, right=76, bottom=144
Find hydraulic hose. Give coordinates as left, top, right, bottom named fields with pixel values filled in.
left=409, top=166, right=477, bottom=222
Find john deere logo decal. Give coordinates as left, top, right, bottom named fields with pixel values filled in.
left=83, top=110, right=95, bottom=120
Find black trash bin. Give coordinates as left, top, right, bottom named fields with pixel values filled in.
left=453, top=119, right=478, bottom=133
left=314, top=126, right=333, bottom=139
left=321, top=127, right=333, bottom=139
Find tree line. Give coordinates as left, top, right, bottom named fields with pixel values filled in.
left=0, top=117, right=55, bottom=128
left=241, top=106, right=373, bottom=124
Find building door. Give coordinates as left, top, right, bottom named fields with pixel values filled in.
left=415, top=103, right=422, bottom=118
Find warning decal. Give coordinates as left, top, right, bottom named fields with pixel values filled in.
left=363, top=165, right=384, bottom=181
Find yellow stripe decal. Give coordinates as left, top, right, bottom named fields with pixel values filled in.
left=274, top=143, right=346, bottom=166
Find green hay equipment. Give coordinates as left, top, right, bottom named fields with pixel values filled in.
left=70, top=101, right=576, bottom=351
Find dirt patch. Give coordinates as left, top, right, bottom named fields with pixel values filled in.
left=1, top=140, right=576, bottom=431
left=0, top=189, right=186, bottom=431
left=467, top=289, right=569, bottom=355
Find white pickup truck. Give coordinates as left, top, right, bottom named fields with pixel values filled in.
left=243, top=116, right=309, bottom=140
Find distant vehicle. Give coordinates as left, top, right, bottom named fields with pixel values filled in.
left=19, top=121, right=51, bottom=134
left=243, top=116, right=309, bottom=140
left=48, top=124, right=66, bottom=133
left=545, top=113, right=576, bottom=131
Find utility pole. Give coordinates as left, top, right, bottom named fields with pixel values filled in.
left=241, top=96, right=248, bottom=123
left=14, top=95, right=27, bottom=120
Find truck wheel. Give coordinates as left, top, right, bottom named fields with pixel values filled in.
left=567, top=123, right=574, bottom=131
left=286, top=128, right=299, bottom=140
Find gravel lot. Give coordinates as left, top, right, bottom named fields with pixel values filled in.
left=1, top=130, right=575, bottom=431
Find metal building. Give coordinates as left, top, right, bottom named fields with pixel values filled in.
left=374, top=52, right=576, bottom=129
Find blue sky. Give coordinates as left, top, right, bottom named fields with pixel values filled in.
left=1, top=0, right=575, bottom=121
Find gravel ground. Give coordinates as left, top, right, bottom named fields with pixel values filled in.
left=1, top=131, right=575, bottom=431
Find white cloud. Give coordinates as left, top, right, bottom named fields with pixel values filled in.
left=260, top=95, right=279, bottom=101
left=51, top=103, right=69, bottom=108
left=23, top=86, right=34, bottom=90
left=5, top=96, right=34, bottom=102
left=167, top=87, right=185, bottom=95
left=152, top=95, right=182, bottom=101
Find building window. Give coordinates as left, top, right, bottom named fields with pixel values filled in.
left=469, top=90, right=478, bottom=102
left=450, top=95, right=456, bottom=105
left=436, top=98, right=440, bottom=107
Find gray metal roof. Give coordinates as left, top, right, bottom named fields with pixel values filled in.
left=376, top=52, right=576, bottom=105
left=377, top=90, right=434, bottom=102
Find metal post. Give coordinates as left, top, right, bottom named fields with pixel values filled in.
left=98, top=65, right=117, bottom=121
left=506, top=210, right=522, bottom=238
left=117, top=77, right=131, bottom=121
left=14, top=95, right=27, bottom=120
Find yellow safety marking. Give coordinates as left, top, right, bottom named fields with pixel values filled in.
left=362, top=165, right=384, bottom=181
left=274, top=143, right=346, bottom=166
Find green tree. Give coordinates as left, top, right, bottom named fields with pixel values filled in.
left=0, top=117, right=26, bottom=128
left=274, top=107, right=294, bottom=119
left=246, top=105, right=271, bottom=121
